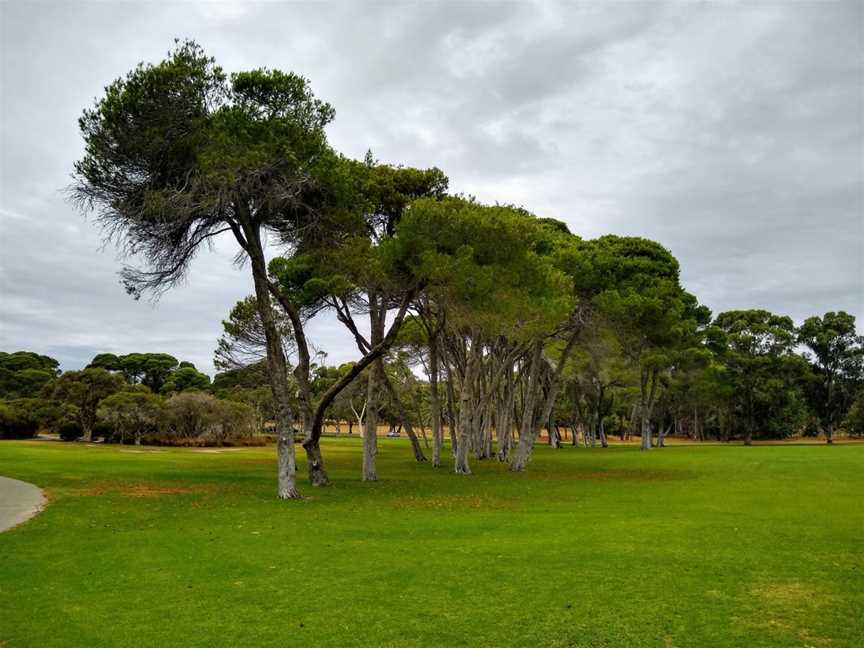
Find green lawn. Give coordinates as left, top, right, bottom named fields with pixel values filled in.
left=0, top=438, right=861, bottom=647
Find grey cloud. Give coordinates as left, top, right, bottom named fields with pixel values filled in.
left=1, top=1, right=861, bottom=377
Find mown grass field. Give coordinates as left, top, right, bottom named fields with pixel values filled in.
left=0, top=438, right=861, bottom=647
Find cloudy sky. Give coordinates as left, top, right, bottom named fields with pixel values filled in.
left=1, top=1, right=862, bottom=376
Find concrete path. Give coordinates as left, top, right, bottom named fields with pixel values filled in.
left=0, top=476, right=46, bottom=532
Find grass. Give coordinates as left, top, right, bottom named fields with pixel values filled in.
left=0, top=438, right=862, bottom=647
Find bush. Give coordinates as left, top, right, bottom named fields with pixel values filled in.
left=99, top=391, right=162, bottom=444
left=0, top=400, right=39, bottom=439
left=157, top=392, right=257, bottom=446
left=843, top=391, right=864, bottom=437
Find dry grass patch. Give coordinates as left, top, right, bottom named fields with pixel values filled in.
left=68, top=480, right=211, bottom=498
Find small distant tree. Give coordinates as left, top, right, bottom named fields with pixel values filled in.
left=797, top=311, right=864, bottom=444
left=99, top=391, right=163, bottom=444
left=52, top=368, right=125, bottom=441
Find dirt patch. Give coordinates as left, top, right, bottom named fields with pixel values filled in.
left=71, top=481, right=210, bottom=498
left=188, top=448, right=247, bottom=454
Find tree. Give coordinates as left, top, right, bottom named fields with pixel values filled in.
left=99, top=391, right=163, bottom=444
left=289, top=158, right=448, bottom=480
left=72, top=40, right=340, bottom=498
left=161, top=365, right=211, bottom=393
left=797, top=311, right=864, bottom=443
left=393, top=197, right=573, bottom=473
left=52, top=368, right=125, bottom=441
left=572, top=236, right=708, bottom=450
left=0, top=351, right=60, bottom=400
left=711, top=310, right=807, bottom=445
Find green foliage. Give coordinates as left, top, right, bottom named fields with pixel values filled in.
left=72, top=39, right=339, bottom=295
left=99, top=391, right=163, bottom=444
left=52, top=368, right=126, bottom=439
left=711, top=309, right=809, bottom=440
left=843, top=389, right=864, bottom=436
left=797, top=311, right=863, bottom=432
left=157, top=391, right=255, bottom=445
left=0, top=399, right=40, bottom=439
left=160, top=365, right=211, bottom=394
left=390, top=196, right=573, bottom=338
left=0, top=351, right=60, bottom=399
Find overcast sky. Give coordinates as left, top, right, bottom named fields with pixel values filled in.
left=1, top=1, right=862, bottom=376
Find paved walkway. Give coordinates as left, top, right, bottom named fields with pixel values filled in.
left=0, top=476, right=46, bottom=532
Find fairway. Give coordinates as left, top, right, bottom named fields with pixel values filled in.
left=1, top=439, right=862, bottom=647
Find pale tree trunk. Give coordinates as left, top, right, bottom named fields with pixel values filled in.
left=241, top=217, right=299, bottom=499
left=510, top=341, right=545, bottom=471
left=598, top=418, right=608, bottom=448
left=497, top=366, right=515, bottom=461
left=512, top=327, right=582, bottom=470
left=639, top=368, right=659, bottom=451
left=445, top=367, right=459, bottom=458
left=454, top=342, right=481, bottom=474
left=363, top=360, right=381, bottom=481
left=658, top=423, right=669, bottom=447
left=429, top=338, right=443, bottom=467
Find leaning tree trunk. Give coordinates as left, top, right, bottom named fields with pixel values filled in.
left=381, top=373, right=426, bottom=462
left=242, top=219, right=299, bottom=499
left=598, top=418, right=608, bottom=448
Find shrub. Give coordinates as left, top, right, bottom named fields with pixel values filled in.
left=157, top=392, right=258, bottom=446
left=843, top=391, right=864, bottom=437
left=0, top=400, right=39, bottom=439
left=99, top=391, right=163, bottom=444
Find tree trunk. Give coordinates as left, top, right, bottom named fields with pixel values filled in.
left=429, top=338, right=443, bottom=467
left=381, top=373, right=426, bottom=462
left=510, top=341, right=544, bottom=472
left=639, top=368, right=659, bottom=451
left=497, top=366, right=515, bottom=461
left=363, top=359, right=381, bottom=481
left=826, top=421, right=834, bottom=445
left=240, top=217, right=300, bottom=499
left=598, top=418, right=608, bottom=448
left=454, top=342, right=481, bottom=474
left=445, top=369, right=459, bottom=458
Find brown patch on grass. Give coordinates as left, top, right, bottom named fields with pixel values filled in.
left=69, top=481, right=211, bottom=498
left=188, top=448, right=247, bottom=454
